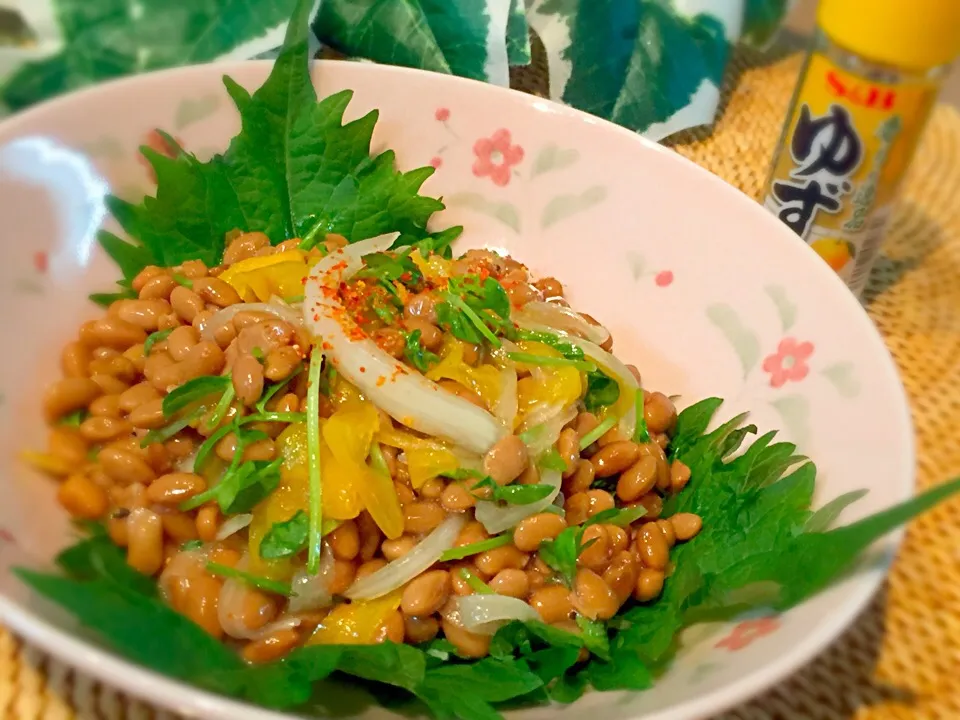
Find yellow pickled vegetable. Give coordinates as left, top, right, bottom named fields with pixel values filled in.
left=248, top=422, right=360, bottom=578
left=307, top=591, right=403, bottom=645
left=427, top=339, right=501, bottom=410
left=21, top=450, right=73, bottom=477
left=514, top=341, right=582, bottom=426
left=405, top=447, right=459, bottom=489
left=323, top=403, right=404, bottom=539
left=377, top=425, right=449, bottom=453
left=411, top=249, right=451, bottom=282
left=320, top=441, right=363, bottom=520
left=248, top=423, right=310, bottom=579
left=218, top=250, right=308, bottom=302
left=329, top=374, right=366, bottom=411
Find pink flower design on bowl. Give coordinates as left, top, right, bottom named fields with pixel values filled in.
left=715, top=617, right=780, bottom=652
left=762, top=337, right=814, bottom=388
left=472, top=129, right=524, bottom=187
left=434, top=107, right=450, bottom=122
left=655, top=270, right=674, bottom=287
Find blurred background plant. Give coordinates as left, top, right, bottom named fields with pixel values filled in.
left=0, top=0, right=794, bottom=140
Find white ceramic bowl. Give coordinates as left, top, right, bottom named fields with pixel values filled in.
left=0, top=60, right=912, bottom=720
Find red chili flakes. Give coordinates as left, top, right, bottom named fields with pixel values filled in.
left=313, top=314, right=320, bottom=321
left=359, top=366, right=366, bottom=373
left=376, top=376, right=386, bottom=387
left=322, top=341, right=333, bottom=351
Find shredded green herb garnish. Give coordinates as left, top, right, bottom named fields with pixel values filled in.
left=205, top=383, right=236, bottom=431
left=506, top=352, right=597, bottom=373
left=441, top=292, right=500, bottom=346
left=58, top=409, right=88, bottom=427
left=172, top=273, right=193, bottom=288
left=514, top=329, right=584, bottom=359
left=89, top=289, right=137, bottom=307
left=518, top=423, right=545, bottom=446
left=180, top=432, right=281, bottom=513
left=439, top=534, right=512, bottom=562
left=579, top=415, right=619, bottom=450
left=583, top=370, right=620, bottom=411
left=143, top=328, right=173, bottom=356
left=539, top=526, right=596, bottom=587
left=191, top=411, right=306, bottom=472
left=470, top=477, right=556, bottom=505
left=459, top=567, right=494, bottom=595
left=633, top=389, right=652, bottom=443
left=162, top=375, right=231, bottom=417
left=538, top=448, right=567, bottom=472
left=404, top=329, right=440, bottom=373
left=256, top=366, right=303, bottom=413
left=584, top=505, right=646, bottom=528
left=305, top=347, right=324, bottom=574
left=140, top=408, right=203, bottom=448
left=206, top=562, right=291, bottom=595
left=259, top=511, right=340, bottom=560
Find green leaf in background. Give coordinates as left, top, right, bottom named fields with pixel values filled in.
left=313, top=0, right=452, bottom=75
left=742, top=0, right=791, bottom=47
left=610, top=4, right=727, bottom=138
left=2, top=0, right=793, bottom=139
left=506, top=0, right=532, bottom=66
left=529, top=0, right=729, bottom=141
left=0, top=0, right=299, bottom=111
left=418, top=0, right=511, bottom=85
left=314, top=0, right=513, bottom=86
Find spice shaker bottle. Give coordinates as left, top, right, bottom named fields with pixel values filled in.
left=762, top=0, right=960, bottom=298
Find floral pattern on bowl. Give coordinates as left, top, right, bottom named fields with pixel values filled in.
left=0, top=60, right=912, bottom=720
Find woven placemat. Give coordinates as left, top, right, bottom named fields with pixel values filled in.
left=4, top=52, right=960, bottom=719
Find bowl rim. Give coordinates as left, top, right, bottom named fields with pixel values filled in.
left=0, top=57, right=915, bottom=720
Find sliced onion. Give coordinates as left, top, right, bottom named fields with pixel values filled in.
left=514, top=320, right=639, bottom=439
left=252, top=615, right=302, bottom=640
left=475, top=468, right=562, bottom=534
left=458, top=594, right=541, bottom=635
left=487, top=341, right=518, bottom=431
left=345, top=514, right=465, bottom=600
left=218, top=554, right=281, bottom=639
left=515, top=301, right=610, bottom=347
left=158, top=546, right=210, bottom=605
left=175, top=449, right=199, bottom=473
left=215, top=513, right=252, bottom=541
left=492, top=367, right=518, bottom=430
left=521, top=404, right=577, bottom=458
left=201, top=301, right=304, bottom=341
left=303, top=235, right=506, bottom=455
left=288, top=544, right=336, bottom=613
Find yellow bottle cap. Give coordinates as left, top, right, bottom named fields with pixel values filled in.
left=818, top=0, right=960, bottom=70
